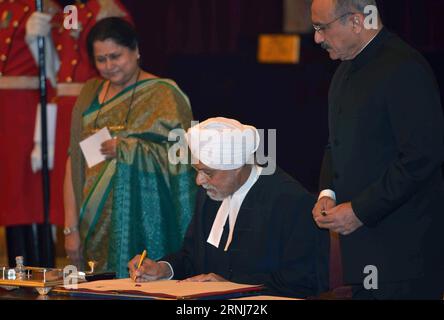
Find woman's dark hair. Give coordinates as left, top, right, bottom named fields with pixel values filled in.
left=86, top=17, right=138, bottom=63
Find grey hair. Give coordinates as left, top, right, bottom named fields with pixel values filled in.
left=333, top=0, right=377, bottom=15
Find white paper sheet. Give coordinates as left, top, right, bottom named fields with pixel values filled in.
left=79, top=127, right=112, bottom=168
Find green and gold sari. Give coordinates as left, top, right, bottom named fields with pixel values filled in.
left=72, top=78, right=196, bottom=277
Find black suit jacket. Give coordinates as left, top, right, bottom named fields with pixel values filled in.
left=164, top=167, right=329, bottom=298
left=321, top=28, right=444, bottom=284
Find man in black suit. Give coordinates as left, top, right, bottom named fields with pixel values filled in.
left=311, top=0, right=444, bottom=299
left=128, top=117, right=329, bottom=298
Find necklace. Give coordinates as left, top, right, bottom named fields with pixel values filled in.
left=93, top=69, right=141, bottom=133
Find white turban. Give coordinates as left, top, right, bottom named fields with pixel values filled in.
left=186, top=117, right=260, bottom=170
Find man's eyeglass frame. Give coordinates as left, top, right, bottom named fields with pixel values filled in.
left=313, top=12, right=358, bottom=33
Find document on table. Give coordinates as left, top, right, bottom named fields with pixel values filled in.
left=79, top=127, right=112, bottom=168
left=64, top=278, right=264, bottom=299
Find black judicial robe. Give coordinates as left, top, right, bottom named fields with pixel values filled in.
left=320, top=27, right=444, bottom=286
left=163, top=167, right=329, bottom=298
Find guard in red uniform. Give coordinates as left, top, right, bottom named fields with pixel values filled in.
left=0, top=0, right=59, bottom=267
left=29, top=0, right=131, bottom=229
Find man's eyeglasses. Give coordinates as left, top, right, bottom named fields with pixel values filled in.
left=313, top=12, right=357, bottom=33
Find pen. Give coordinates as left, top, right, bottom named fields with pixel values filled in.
left=133, top=249, right=147, bottom=281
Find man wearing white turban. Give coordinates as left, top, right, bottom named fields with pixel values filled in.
left=128, top=118, right=329, bottom=298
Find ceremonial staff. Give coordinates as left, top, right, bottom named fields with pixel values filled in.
left=35, top=0, right=55, bottom=268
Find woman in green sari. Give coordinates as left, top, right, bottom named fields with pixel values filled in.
left=63, top=17, right=196, bottom=277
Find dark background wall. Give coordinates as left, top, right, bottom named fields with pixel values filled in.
left=120, top=0, right=444, bottom=192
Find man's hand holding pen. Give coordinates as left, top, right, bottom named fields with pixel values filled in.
left=128, top=255, right=172, bottom=282
left=128, top=255, right=228, bottom=283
